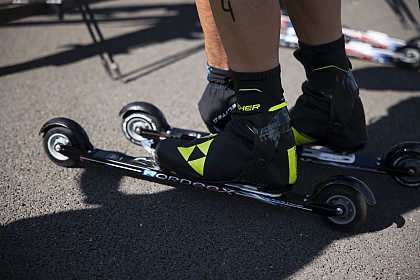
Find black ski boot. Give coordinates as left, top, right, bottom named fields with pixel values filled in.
left=290, top=36, right=368, bottom=152
left=156, top=65, right=297, bottom=194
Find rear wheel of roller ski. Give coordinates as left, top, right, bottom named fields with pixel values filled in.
left=316, top=184, right=367, bottom=232
left=382, top=141, right=420, bottom=188
left=120, top=102, right=169, bottom=146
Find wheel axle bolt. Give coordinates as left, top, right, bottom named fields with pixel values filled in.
left=335, top=207, right=344, bottom=216
left=55, top=144, right=61, bottom=152
left=135, top=127, right=141, bottom=134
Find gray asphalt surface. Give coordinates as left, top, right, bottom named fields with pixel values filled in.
left=1, top=0, right=420, bottom=279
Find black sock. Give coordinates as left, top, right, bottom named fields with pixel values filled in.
left=231, top=65, right=285, bottom=112
left=298, top=35, right=349, bottom=70
left=299, top=35, right=345, bottom=55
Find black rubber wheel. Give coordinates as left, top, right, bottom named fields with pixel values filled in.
left=317, top=185, right=367, bottom=232
left=121, top=111, right=163, bottom=146
left=395, top=46, right=420, bottom=69
left=42, top=126, right=83, bottom=167
left=386, top=151, right=420, bottom=188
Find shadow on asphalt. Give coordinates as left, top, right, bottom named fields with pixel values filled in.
left=1, top=96, right=419, bottom=279
left=120, top=43, right=204, bottom=83
left=353, top=66, right=420, bottom=91
left=0, top=3, right=202, bottom=80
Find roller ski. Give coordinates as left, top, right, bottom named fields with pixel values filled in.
left=119, top=101, right=420, bottom=188
left=39, top=64, right=376, bottom=232
left=41, top=116, right=375, bottom=232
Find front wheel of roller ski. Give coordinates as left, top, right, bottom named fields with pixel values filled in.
left=42, top=127, right=84, bottom=167
left=119, top=102, right=169, bottom=147
left=395, top=46, right=420, bottom=69
left=382, top=141, right=420, bottom=188
left=316, top=185, right=368, bottom=232
left=40, top=117, right=92, bottom=168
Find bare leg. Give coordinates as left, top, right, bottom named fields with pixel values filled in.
left=283, top=0, right=342, bottom=45
left=196, top=0, right=236, bottom=133
left=209, top=0, right=281, bottom=72
left=207, top=0, right=342, bottom=69
left=196, top=0, right=229, bottom=70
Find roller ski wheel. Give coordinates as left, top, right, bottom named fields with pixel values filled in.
left=120, top=102, right=204, bottom=149
left=40, top=117, right=93, bottom=168
left=395, top=46, right=420, bottom=69
left=382, top=141, right=420, bottom=188
left=120, top=102, right=168, bottom=147
left=43, top=126, right=83, bottom=167
left=316, top=184, right=367, bottom=232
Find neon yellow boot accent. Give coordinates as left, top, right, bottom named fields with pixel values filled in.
left=268, top=102, right=287, bottom=112
left=177, top=138, right=215, bottom=177
left=287, top=146, right=298, bottom=184
left=197, top=139, right=213, bottom=155
left=177, top=146, right=195, bottom=161
left=292, top=127, right=317, bottom=146
left=188, top=157, right=206, bottom=176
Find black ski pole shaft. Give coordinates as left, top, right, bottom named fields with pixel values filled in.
left=75, top=0, right=105, bottom=59
left=80, top=0, right=117, bottom=64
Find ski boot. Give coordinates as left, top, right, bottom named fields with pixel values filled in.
left=156, top=65, right=297, bottom=195
left=290, top=37, right=368, bottom=152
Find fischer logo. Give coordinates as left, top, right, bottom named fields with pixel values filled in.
left=142, top=169, right=238, bottom=195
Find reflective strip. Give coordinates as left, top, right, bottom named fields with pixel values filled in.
left=292, top=127, right=316, bottom=145
left=287, top=146, right=297, bottom=184
left=268, top=102, right=287, bottom=112
left=200, top=133, right=217, bottom=139
left=238, top=88, right=262, bottom=92
left=313, top=65, right=348, bottom=73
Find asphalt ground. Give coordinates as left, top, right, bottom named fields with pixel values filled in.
left=1, top=0, right=419, bottom=279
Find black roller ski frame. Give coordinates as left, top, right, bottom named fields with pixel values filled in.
left=299, top=144, right=420, bottom=188
left=40, top=117, right=376, bottom=232
left=119, top=102, right=420, bottom=188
